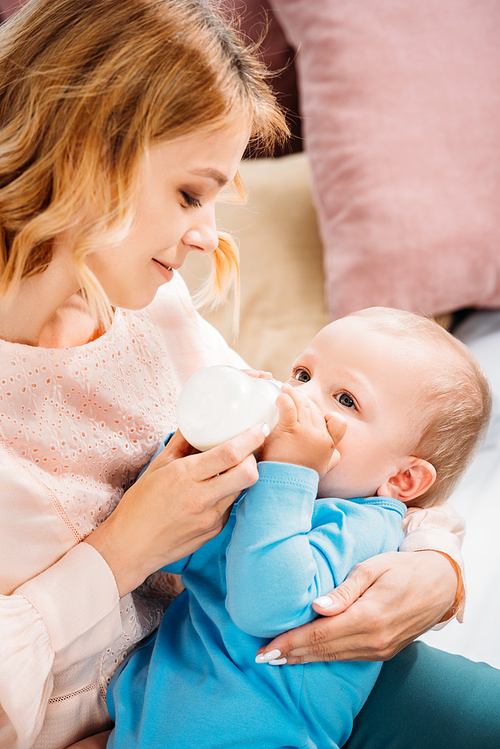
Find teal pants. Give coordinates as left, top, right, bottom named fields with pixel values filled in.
left=344, top=642, right=500, bottom=748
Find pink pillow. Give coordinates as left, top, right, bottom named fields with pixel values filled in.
left=272, top=0, right=500, bottom=319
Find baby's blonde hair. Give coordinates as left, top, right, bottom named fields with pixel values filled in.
left=0, top=0, right=288, bottom=324
left=349, top=307, right=492, bottom=507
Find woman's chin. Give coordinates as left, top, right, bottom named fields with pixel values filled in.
left=109, top=282, right=169, bottom=311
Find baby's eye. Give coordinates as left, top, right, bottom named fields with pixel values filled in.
left=181, top=191, right=202, bottom=208
left=336, top=392, right=356, bottom=409
left=292, top=368, right=311, bottom=383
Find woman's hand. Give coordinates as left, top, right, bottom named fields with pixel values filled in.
left=85, top=425, right=267, bottom=597
left=256, top=550, right=459, bottom=664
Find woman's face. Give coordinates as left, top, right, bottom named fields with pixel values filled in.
left=86, top=122, right=250, bottom=310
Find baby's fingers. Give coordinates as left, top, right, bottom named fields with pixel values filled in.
left=281, top=384, right=323, bottom=427
left=325, top=412, right=347, bottom=447
left=276, top=391, right=298, bottom=430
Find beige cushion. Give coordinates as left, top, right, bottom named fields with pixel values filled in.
left=181, top=152, right=327, bottom=382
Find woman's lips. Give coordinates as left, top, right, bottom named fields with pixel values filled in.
left=153, top=258, right=174, bottom=280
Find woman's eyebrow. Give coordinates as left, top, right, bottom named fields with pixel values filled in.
left=188, top=168, right=229, bottom=187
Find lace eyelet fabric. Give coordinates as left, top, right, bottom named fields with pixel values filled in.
left=1, top=308, right=178, bottom=537
left=0, top=306, right=180, bottom=673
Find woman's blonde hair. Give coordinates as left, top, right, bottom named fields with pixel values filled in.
left=349, top=307, right=492, bottom=508
left=0, top=0, right=288, bottom=324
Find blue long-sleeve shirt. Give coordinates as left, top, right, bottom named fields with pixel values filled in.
left=107, top=461, right=405, bottom=749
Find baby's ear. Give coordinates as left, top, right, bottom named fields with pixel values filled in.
left=377, top=458, right=436, bottom=504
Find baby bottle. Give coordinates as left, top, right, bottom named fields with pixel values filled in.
left=176, top=365, right=282, bottom=451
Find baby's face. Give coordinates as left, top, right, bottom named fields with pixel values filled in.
left=285, top=316, right=427, bottom=499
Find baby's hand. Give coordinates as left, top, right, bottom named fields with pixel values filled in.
left=259, top=384, right=346, bottom=477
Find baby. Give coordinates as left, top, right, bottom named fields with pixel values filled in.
left=106, top=307, right=491, bottom=749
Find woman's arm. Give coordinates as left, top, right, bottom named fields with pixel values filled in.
left=0, top=541, right=120, bottom=749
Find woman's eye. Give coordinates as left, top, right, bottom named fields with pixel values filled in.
left=293, top=369, right=310, bottom=383
left=336, top=392, right=356, bottom=409
left=181, top=191, right=202, bottom=208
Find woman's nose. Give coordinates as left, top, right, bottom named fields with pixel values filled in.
left=183, top=207, right=218, bottom=254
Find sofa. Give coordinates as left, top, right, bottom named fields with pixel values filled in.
left=182, top=0, right=500, bottom=669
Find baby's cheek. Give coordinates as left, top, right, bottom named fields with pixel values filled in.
left=317, top=467, right=341, bottom=499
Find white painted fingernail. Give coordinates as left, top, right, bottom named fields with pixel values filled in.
left=261, top=423, right=271, bottom=437
left=255, top=649, right=281, bottom=663
left=269, top=657, right=287, bottom=665
left=313, top=595, right=334, bottom=608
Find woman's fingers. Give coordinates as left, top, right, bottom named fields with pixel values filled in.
left=311, top=556, right=380, bottom=616
left=256, top=600, right=392, bottom=665
left=266, top=599, right=402, bottom=664
left=150, top=420, right=268, bottom=480
left=242, top=368, right=273, bottom=380
left=255, top=557, right=390, bottom=663
left=145, top=430, right=197, bottom=474
left=185, top=423, right=267, bottom=482
left=151, top=423, right=266, bottom=485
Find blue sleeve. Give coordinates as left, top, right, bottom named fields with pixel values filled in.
left=225, top=462, right=404, bottom=638
left=226, top=462, right=325, bottom=637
